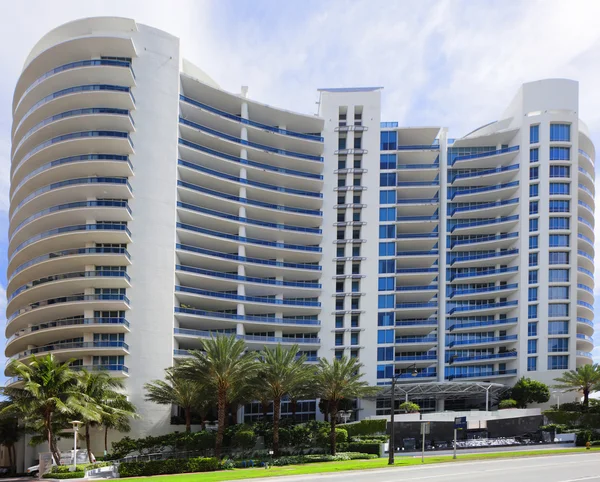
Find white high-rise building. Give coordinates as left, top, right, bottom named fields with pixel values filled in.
left=6, top=17, right=595, bottom=464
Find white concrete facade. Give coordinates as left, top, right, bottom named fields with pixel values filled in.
left=5, top=17, right=595, bottom=467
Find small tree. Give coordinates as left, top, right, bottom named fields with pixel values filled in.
left=499, top=399, right=517, bottom=409
left=511, top=377, right=550, bottom=408
left=399, top=401, right=420, bottom=413
left=553, top=364, right=600, bottom=408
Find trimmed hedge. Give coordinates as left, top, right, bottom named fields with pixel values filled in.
left=270, top=452, right=377, bottom=466
left=43, top=472, right=85, bottom=479
left=344, top=420, right=386, bottom=437
left=119, top=457, right=219, bottom=477
left=338, top=442, right=381, bottom=455
left=51, top=462, right=111, bottom=473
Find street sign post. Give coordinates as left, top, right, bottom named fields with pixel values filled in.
left=453, top=417, right=467, bottom=459
left=420, top=422, right=430, bottom=463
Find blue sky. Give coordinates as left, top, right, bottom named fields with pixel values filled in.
left=1, top=0, right=600, bottom=378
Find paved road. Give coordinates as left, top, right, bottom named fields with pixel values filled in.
left=395, top=442, right=575, bottom=458
left=245, top=453, right=600, bottom=482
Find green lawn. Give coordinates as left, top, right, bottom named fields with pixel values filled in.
left=126, top=447, right=600, bottom=482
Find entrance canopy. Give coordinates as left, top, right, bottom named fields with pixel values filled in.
left=373, top=382, right=510, bottom=402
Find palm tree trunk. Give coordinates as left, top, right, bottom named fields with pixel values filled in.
left=85, top=423, right=93, bottom=466
left=291, top=399, right=297, bottom=422
left=7, top=444, right=13, bottom=474
left=262, top=400, right=269, bottom=419
left=185, top=407, right=192, bottom=432
left=329, top=400, right=339, bottom=455
left=46, top=411, right=61, bottom=466
left=231, top=403, right=239, bottom=425
left=104, top=426, right=109, bottom=454
left=273, top=397, right=281, bottom=457
left=584, top=388, right=590, bottom=407
left=215, top=388, right=226, bottom=458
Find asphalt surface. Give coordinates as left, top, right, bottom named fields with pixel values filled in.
left=395, top=442, right=576, bottom=457
left=244, top=453, right=600, bottom=482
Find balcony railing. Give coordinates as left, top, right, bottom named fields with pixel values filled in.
left=174, top=327, right=320, bottom=344
left=395, top=250, right=439, bottom=257
left=450, top=351, right=517, bottom=363
left=395, top=354, right=437, bottom=362
left=447, top=300, right=518, bottom=315
left=15, top=340, right=129, bottom=359
left=450, top=215, right=518, bottom=232
left=176, top=243, right=321, bottom=271
left=450, top=146, right=519, bottom=165
left=180, top=95, right=323, bottom=142
left=577, top=300, right=594, bottom=310
left=578, top=216, right=594, bottom=230
left=448, top=317, right=518, bottom=331
left=396, top=181, right=440, bottom=187
left=450, top=249, right=518, bottom=265
left=179, top=117, right=323, bottom=161
left=577, top=334, right=594, bottom=343
left=175, top=264, right=321, bottom=288
left=449, top=198, right=518, bottom=216
left=578, top=267, right=594, bottom=279
left=450, top=232, right=518, bottom=248
left=395, top=198, right=439, bottom=205
left=447, top=369, right=517, bottom=380
left=395, top=336, right=438, bottom=344
left=395, top=319, right=438, bottom=327
left=175, top=285, right=320, bottom=307
left=176, top=222, right=322, bottom=252
left=577, top=283, right=594, bottom=295
left=174, top=306, right=320, bottom=325
left=450, top=283, right=518, bottom=297
left=178, top=159, right=322, bottom=198
left=395, top=164, right=439, bottom=170
left=577, top=351, right=593, bottom=358
left=72, top=364, right=129, bottom=373
left=396, top=215, right=439, bottom=222
left=577, top=317, right=594, bottom=327
left=450, top=181, right=519, bottom=200
left=450, top=164, right=519, bottom=182
left=178, top=138, right=322, bottom=180
left=8, top=317, right=129, bottom=344
left=395, top=284, right=438, bottom=292
left=396, top=302, right=438, bottom=309
left=395, top=267, right=438, bottom=274
left=449, top=267, right=518, bottom=281
left=447, top=335, right=518, bottom=348
left=177, top=181, right=322, bottom=216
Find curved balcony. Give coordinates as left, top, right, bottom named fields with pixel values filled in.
left=176, top=243, right=320, bottom=280
left=6, top=293, right=130, bottom=336
left=176, top=225, right=320, bottom=266
left=394, top=319, right=438, bottom=335
left=179, top=95, right=323, bottom=146
left=447, top=300, right=518, bottom=316
left=577, top=300, right=594, bottom=319
left=577, top=317, right=595, bottom=336
left=449, top=199, right=519, bottom=219
left=449, top=351, right=517, bottom=365
left=174, top=307, right=320, bottom=332
left=178, top=139, right=322, bottom=190
left=578, top=182, right=595, bottom=202
left=578, top=149, right=594, bottom=172
left=578, top=267, right=594, bottom=286
left=578, top=216, right=595, bottom=241
left=175, top=264, right=321, bottom=297
left=177, top=180, right=321, bottom=225
left=450, top=146, right=519, bottom=168
left=447, top=369, right=517, bottom=381
left=448, top=317, right=518, bottom=332
left=174, top=328, right=320, bottom=347
left=578, top=233, right=595, bottom=257
left=448, top=266, right=519, bottom=283
left=450, top=283, right=518, bottom=300
left=11, top=341, right=129, bottom=364
left=450, top=164, right=519, bottom=187
left=577, top=249, right=595, bottom=273
left=10, top=200, right=131, bottom=247
left=14, top=59, right=135, bottom=115
left=176, top=202, right=321, bottom=245
left=576, top=334, right=594, bottom=350
left=394, top=354, right=438, bottom=367
left=71, top=364, right=129, bottom=376
left=449, top=215, right=519, bottom=235
left=13, top=108, right=134, bottom=161
left=8, top=224, right=132, bottom=273
left=8, top=246, right=130, bottom=294
left=447, top=335, right=518, bottom=349
left=449, top=249, right=519, bottom=267
left=12, top=130, right=134, bottom=184
left=11, top=154, right=133, bottom=203
left=179, top=117, right=322, bottom=162
left=7, top=270, right=130, bottom=315
left=394, top=267, right=438, bottom=285
left=450, top=181, right=519, bottom=202
left=6, top=317, right=129, bottom=357
left=11, top=176, right=132, bottom=223
left=450, top=232, right=518, bottom=251
left=13, top=84, right=135, bottom=143
left=178, top=159, right=322, bottom=206
left=395, top=232, right=439, bottom=251
left=394, top=336, right=438, bottom=350
left=576, top=350, right=594, bottom=363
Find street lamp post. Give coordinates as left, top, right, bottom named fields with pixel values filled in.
left=388, top=364, right=418, bottom=465
left=70, top=421, right=82, bottom=472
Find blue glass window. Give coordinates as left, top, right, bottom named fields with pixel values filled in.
left=529, top=235, right=538, bottom=249
left=528, top=339, right=538, bottom=354
left=377, top=329, right=394, bottom=344
left=528, top=322, right=538, bottom=337
left=380, top=131, right=398, bottom=151
left=380, top=173, right=396, bottom=187
left=377, top=347, right=394, bottom=361
left=529, top=201, right=539, bottom=214
left=529, top=218, right=538, bottom=232
left=548, top=321, right=569, bottom=335
left=548, top=303, right=569, bottom=317
left=549, top=200, right=569, bottom=212
left=550, top=165, right=570, bottom=178
left=527, top=357, right=537, bottom=372
left=528, top=304, right=538, bottom=319
left=549, top=252, right=569, bottom=265
left=350, top=332, right=359, bottom=345
left=530, top=166, right=539, bottom=180
left=379, top=260, right=395, bottom=273
left=549, top=147, right=570, bottom=160
left=549, top=269, right=569, bottom=282
left=549, top=182, right=570, bottom=195
left=378, top=277, right=394, bottom=291
left=379, top=242, right=395, bottom=256
left=548, top=338, right=569, bottom=353
left=380, top=154, right=396, bottom=169
left=377, top=364, right=394, bottom=379
left=378, top=312, right=394, bottom=326
left=530, top=125, right=539, bottom=143
left=529, top=184, right=539, bottom=197
left=529, top=252, right=538, bottom=266
left=549, top=286, right=569, bottom=300
left=379, top=207, right=396, bottom=221
left=549, top=234, right=569, bottom=247
left=549, top=217, right=569, bottom=230
left=528, top=287, right=538, bottom=302
left=379, top=225, right=395, bottom=239
left=548, top=355, right=569, bottom=370
left=378, top=294, right=395, bottom=309
left=550, top=123, right=570, bottom=142
left=380, top=190, right=396, bottom=204
left=530, top=148, right=539, bottom=162
left=529, top=270, right=538, bottom=284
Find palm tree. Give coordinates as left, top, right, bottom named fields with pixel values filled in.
left=100, top=393, right=135, bottom=455
left=177, top=335, right=259, bottom=457
left=553, top=363, right=600, bottom=407
left=0, top=402, right=22, bottom=474
left=287, top=380, right=315, bottom=422
left=2, top=355, right=88, bottom=464
left=258, top=344, right=311, bottom=456
left=313, top=357, right=379, bottom=455
left=77, top=369, right=137, bottom=463
left=145, top=367, right=206, bottom=432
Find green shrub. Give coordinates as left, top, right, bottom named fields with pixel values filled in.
left=576, top=430, right=594, bottom=447
left=270, top=452, right=376, bottom=466
left=43, top=472, right=85, bottom=479
left=232, top=430, right=257, bottom=450
left=344, top=419, right=386, bottom=437
left=399, top=402, right=420, bottom=413
left=338, top=441, right=381, bottom=455
left=118, top=457, right=219, bottom=477
left=51, top=463, right=109, bottom=474
left=499, top=399, right=517, bottom=409
left=590, top=441, right=600, bottom=447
